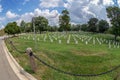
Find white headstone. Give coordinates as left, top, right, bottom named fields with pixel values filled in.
left=44, top=35, right=47, bottom=42
left=37, top=38, right=39, bottom=41
left=75, top=41, right=78, bottom=44
left=59, top=40, right=61, bottom=44
left=108, top=41, right=111, bottom=48
left=27, top=36, right=30, bottom=40
left=113, top=42, right=116, bottom=48
left=67, top=40, right=69, bottom=44
left=82, top=39, right=84, bottom=42
left=117, top=43, right=119, bottom=48
left=33, top=38, right=35, bottom=41
left=50, top=39, right=53, bottom=43
left=93, top=39, right=95, bottom=45
left=85, top=41, right=88, bottom=45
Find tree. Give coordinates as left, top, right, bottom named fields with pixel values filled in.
left=32, top=16, right=48, bottom=34
left=47, top=25, right=57, bottom=32
left=98, top=20, right=109, bottom=33
left=81, top=24, right=88, bottom=31
left=76, top=24, right=81, bottom=31
left=4, top=22, right=20, bottom=35
left=106, top=6, right=120, bottom=41
left=88, top=18, right=98, bottom=32
left=70, top=24, right=80, bottom=31
left=59, top=9, right=70, bottom=32
left=20, top=20, right=26, bottom=32
left=25, top=22, right=32, bottom=32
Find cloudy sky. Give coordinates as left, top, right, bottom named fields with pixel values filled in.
left=0, top=0, right=119, bottom=29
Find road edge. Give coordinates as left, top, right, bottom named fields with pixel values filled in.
left=2, top=40, right=37, bottom=80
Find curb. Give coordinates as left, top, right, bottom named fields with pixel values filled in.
left=2, top=40, right=37, bottom=80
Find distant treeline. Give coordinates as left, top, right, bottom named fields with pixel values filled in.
left=0, top=29, right=5, bottom=36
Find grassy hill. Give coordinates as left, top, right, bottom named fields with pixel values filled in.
left=6, top=32, right=120, bottom=80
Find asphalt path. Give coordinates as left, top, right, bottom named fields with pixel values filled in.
left=0, top=37, right=19, bottom=80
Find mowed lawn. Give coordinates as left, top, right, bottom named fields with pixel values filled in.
left=6, top=32, right=120, bottom=80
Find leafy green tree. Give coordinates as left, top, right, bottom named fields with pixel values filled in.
left=81, top=24, right=88, bottom=31
left=98, top=20, right=109, bottom=33
left=25, top=22, right=32, bottom=32
left=59, top=9, right=70, bottom=32
left=4, top=22, right=20, bottom=35
left=70, top=24, right=80, bottom=31
left=88, top=18, right=98, bottom=32
left=20, top=20, right=26, bottom=32
left=32, top=16, right=48, bottom=34
left=106, top=6, right=120, bottom=41
left=76, top=24, right=81, bottom=31
left=107, top=27, right=114, bottom=34
left=53, top=26, right=58, bottom=31
left=48, top=26, right=58, bottom=32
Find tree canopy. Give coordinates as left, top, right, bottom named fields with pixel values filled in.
left=87, top=18, right=98, bottom=32
left=98, top=20, right=109, bottom=33
left=59, top=9, right=70, bottom=32
left=32, top=16, right=48, bottom=33
left=4, top=22, right=20, bottom=35
left=20, top=20, right=26, bottom=32
left=106, top=6, right=120, bottom=40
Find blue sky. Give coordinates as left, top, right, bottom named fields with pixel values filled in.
left=0, top=0, right=39, bottom=15
left=0, top=0, right=119, bottom=29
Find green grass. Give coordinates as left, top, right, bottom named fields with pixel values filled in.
left=5, top=32, right=120, bottom=80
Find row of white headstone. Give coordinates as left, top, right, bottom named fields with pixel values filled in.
left=19, top=34, right=120, bottom=49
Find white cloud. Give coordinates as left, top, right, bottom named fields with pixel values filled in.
left=64, top=0, right=116, bottom=24
left=0, top=17, right=5, bottom=21
left=89, top=0, right=100, bottom=5
left=103, top=0, right=114, bottom=6
left=118, top=0, right=120, bottom=6
left=23, top=0, right=30, bottom=5
left=0, top=5, right=3, bottom=12
left=17, top=8, right=59, bottom=26
left=16, top=12, right=34, bottom=25
left=39, top=0, right=64, bottom=8
left=18, top=9, right=22, bottom=11
left=21, top=12, right=34, bottom=22
left=6, top=11, right=19, bottom=19
left=34, top=8, right=59, bottom=18
left=0, top=21, right=4, bottom=29
left=0, top=25, right=4, bottom=29
left=82, top=6, right=96, bottom=18
left=34, top=8, right=59, bottom=25
left=9, top=0, right=120, bottom=26
left=0, top=17, right=6, bottom=29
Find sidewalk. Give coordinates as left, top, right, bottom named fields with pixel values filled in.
left=0, top=39, right=20, bottom=80
left=0, top=38, right=37, bottom=80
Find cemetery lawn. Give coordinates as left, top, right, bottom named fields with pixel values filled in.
left=6, top=32, right=120, bottom=80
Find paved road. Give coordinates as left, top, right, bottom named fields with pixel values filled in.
left=0, top=37, right=19, bottom=80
